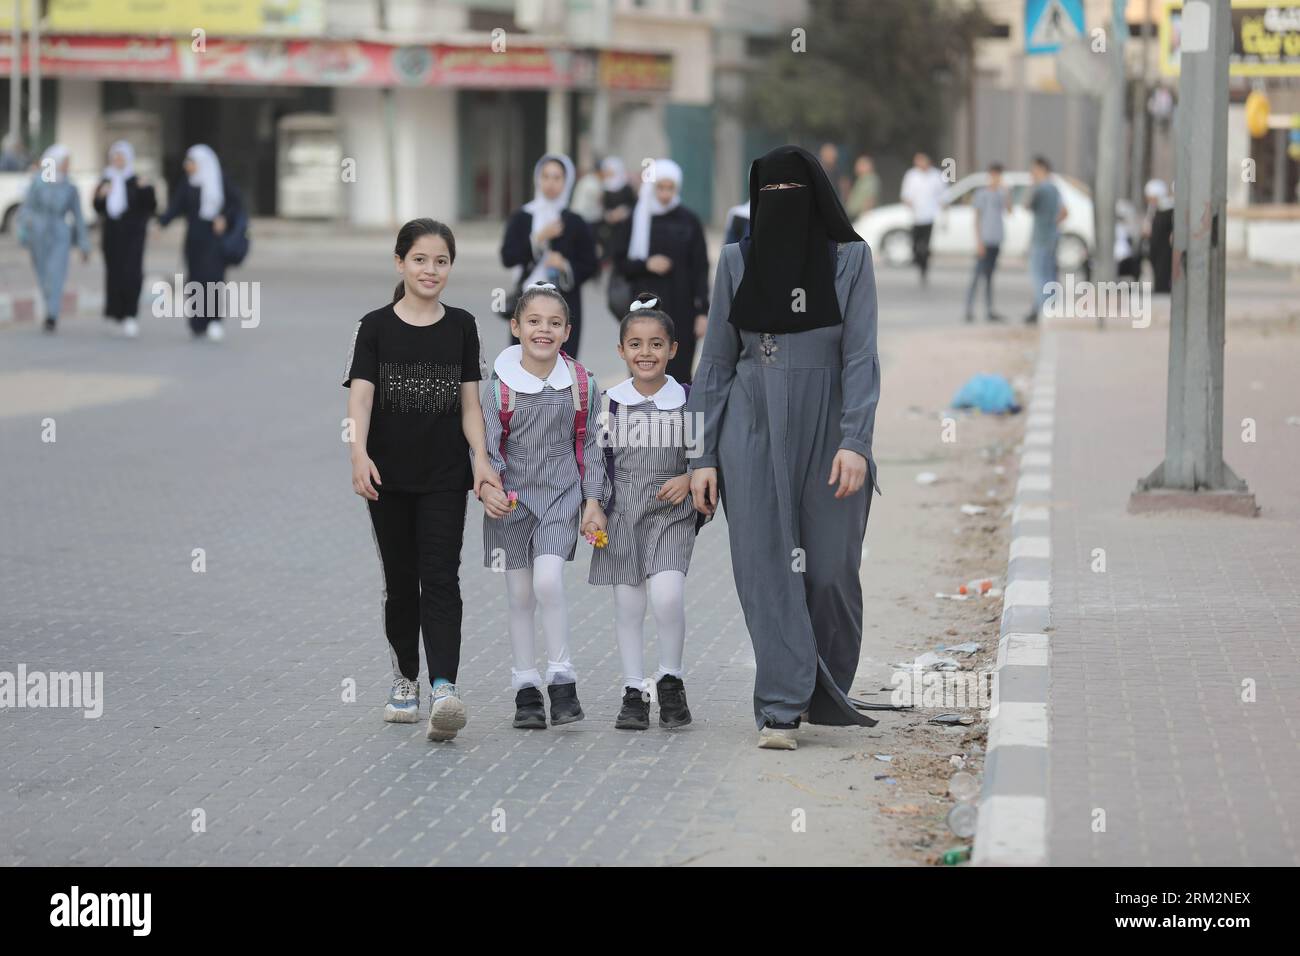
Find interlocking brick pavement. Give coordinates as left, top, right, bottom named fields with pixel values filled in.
left=0, top=237, right=911, bottom=866
left=1045, top=319, right=1300, bottom=865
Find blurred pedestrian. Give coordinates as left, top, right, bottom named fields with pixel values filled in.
left=1143, top=179, right=1174, bottom=294
left=500, top=153, right=597, bottom=359
left=900, top=152, right=945, bottom=286
left=845, top=154, right=880, bottom=220
left=597, top=157, right=637, bottom=263
left=687, top=144, right=882, bottom=750
left=964, top=162, right=1008, bottom=323
left=17, top=144, right=90, bottom=334
left=343, top=218, right=499, bottom=741
left=158, top=144, right=245, bottom=342
left=0, top=132, right=28, bottom=171
left=570, top=161, right=604, bottom=225
left=1116, top=199, right=1142, bottom=282
left=818, top=142, right=849, bottom=202
left=1024, top=155, right=1066, bottom=324
left=723, top=198, right=749, bottom=245
left=612, top=159, right=709, bottom=382
left=93, top=140, right=156, bottom=339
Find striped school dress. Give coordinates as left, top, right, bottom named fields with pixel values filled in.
left=482, top=346, right=605, bottom=570
left=589, top=376, right=698, bottom=587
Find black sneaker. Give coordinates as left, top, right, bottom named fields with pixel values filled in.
left=656, top=675, right=693, bottom=728
left=1024, top=312, right=1039, bottom=325
left=614, top=687, right=650, bottom=730
left=512, top=686, right=547, bottom=729
left=988, top=312, right=1006, bottom=323
left=547, top=682, right=585, bottom=725
left=42, top=317, right=56, bottom=333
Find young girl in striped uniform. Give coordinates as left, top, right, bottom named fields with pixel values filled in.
left=591, top=292, right=705, bottom=730
left=480, top=282, right=607, bottom=729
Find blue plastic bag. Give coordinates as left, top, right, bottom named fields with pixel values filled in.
left=950, top=374, right=1021, bottom=415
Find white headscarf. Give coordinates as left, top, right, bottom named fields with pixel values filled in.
left=521, top=153, right=575, bottom=288
left=1144, top=178, right=1173, bottom=210
left=39, top=144, right=70, bottom=183
left=628, top=158, right=682, bottom=262
left=600, top=156, right=628, bottom=192
left=103, top=140, right=135, bottom=220
left=186, top=144, right=224, bottom=220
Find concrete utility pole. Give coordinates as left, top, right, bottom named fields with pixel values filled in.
left=26, top=0, right=38, bottom=151
left=1130, top=0, right=1153, bottom=206
left=1092, top=0, right=1127, bottom=318
left=8, top=0, right=21, bottom=153
left=1131, top=0, right=1257, bottom=516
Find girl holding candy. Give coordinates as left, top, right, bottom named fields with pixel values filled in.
left=480, top=282, right=607, bottom=729
left=590, top=292, right=705, bottom=730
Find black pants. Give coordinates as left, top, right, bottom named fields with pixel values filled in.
left=911, top=223, right=934, bottom=279
left=965, top=244, right=1001, bottom=318
left=367, top=489, right=468, bottom=684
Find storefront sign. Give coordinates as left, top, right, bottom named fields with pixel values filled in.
left=43, top=0, right=325, bottom=37
left=1161, top=0, right=1300, bottom=76
left=0, top=34, right=671, bottom=90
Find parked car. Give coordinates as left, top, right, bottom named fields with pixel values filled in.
left=1, top=169, right=102, bottom=235
left=854, top=171, right=1094, bottom=271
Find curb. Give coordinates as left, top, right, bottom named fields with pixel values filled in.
left=973, top=330, right=1056, bottom=866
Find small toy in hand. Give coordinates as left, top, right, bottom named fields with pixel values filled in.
left=584, top=529, right=609, bottom=548
left=506, top=490, right=519, bottom=511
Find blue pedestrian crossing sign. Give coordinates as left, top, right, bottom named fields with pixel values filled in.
left=1025, top=0, right=1085, bottom=55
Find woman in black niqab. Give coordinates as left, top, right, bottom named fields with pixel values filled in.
left=729, top=145, right=863, bottom=335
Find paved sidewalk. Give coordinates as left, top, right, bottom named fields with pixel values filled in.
left=1044, top=318, right=1300, bottom=865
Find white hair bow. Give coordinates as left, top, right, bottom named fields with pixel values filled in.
left=526, top=281, right=558, bottom=291
left=628, top=297, right=659, bottom=312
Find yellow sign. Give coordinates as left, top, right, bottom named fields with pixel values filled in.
left=1161, top=0, right=1300, bottom=77
left=45, top=0, right=322, bottom=36
left=1245, top=90, right=1271, bottom=137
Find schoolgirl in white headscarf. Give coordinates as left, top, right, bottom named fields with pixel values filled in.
left=627, top=158, right=682, bottom=262
left=186, top=144, right=225, bottom=221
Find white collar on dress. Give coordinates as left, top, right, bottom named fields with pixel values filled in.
left=493, top=344, right=572, bottom=393
left=606, top=375, right=686, bottom=410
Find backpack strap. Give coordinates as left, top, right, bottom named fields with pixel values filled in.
left=561, top=352, right=589, bottom=482
left=604, top=396, right=619, bottom=512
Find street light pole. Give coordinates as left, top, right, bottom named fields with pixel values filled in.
left=1130, top=0, right=1257, bottom=516
left=25, top=0, right=37, bottom=151
left=8, top=0, right=20, bottom=153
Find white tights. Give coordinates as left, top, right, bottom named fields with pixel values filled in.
left=505, top=554, right=574, bottom=690
left=612, top=570, right=686, bottom=690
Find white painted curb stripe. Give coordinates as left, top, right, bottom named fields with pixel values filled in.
left=998, top=632, right=1049, bottom=668
left=1010, top=536, right=1050, bottom=560
left=1024, top=430, right=1053, bottom=447
left=1020, top=450, right=1052, bottom=469
left=973, top=796, right=1048, bottom=866
left=1013, top=504, right=1050, bottom=524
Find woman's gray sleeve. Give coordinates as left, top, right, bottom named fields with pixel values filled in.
left=839, top=242, right=882, bottom=493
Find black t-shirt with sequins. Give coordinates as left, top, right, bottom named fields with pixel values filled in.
left=343, top=303, right=483, bottom=494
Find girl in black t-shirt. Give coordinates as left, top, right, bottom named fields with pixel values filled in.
left=343, top=218, right=502, bottom=743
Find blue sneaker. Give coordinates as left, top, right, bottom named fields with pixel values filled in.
left=427, top=682, right=467, bottom=741
left=384, top=677, right=420, bottom=723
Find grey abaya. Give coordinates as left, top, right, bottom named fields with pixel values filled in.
left=687, top=239, right=882, bottom=729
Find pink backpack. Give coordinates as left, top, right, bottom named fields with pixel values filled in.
left=492, top=351, right=592, bottom=481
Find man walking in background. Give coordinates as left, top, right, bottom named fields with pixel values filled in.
left=846, top=154, right=880, bottom=220
left=900, top=152, right=946, bottom=286
left=965, top=162, right=1008, bottom=323
left=1025, top=155, right=1066, bottom=324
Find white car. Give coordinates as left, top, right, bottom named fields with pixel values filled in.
left=1, top=169, right=102, bottom=235
left=855, top=171, right=1094, bottom=271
